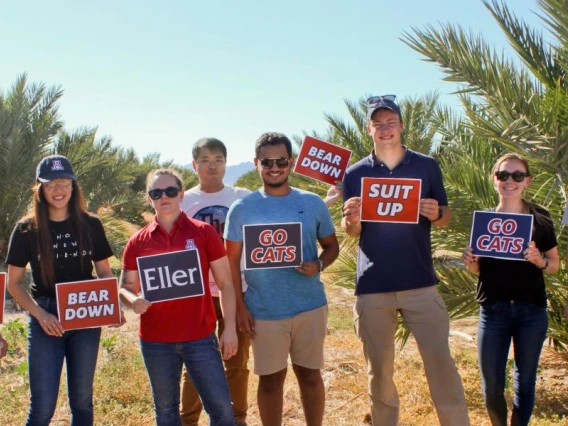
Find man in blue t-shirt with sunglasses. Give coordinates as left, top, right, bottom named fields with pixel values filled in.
left=225, top=132, right=339, bottom=426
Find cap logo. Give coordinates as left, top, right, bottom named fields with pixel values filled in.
left=51, top=160, right=65, bottom=171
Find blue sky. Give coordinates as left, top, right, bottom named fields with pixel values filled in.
left=1, top=0, right=543, bottom=166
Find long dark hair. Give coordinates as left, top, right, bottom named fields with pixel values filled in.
left=492, top=153, right=549, bottom=227
left=22, top=180, right=91, bottom=286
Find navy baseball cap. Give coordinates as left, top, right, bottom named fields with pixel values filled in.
left=36, top=155, right=77, bottom=182
left=366, top=95, right=402, bottom=120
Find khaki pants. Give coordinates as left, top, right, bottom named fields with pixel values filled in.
left=181, top=296, right=250, bottom=425
left=354, top=286, right=470, bottom=426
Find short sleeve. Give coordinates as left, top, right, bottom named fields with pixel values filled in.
left=122, top=236, right=139, bottom=271
left=428, top=159, right=448, bottom=206
left=536, top=209, right=558, bottom=253
left=88, top=216, right=114, bottom=261
left=315, top=198, right=336, bottom=238
left=204, top=224, right=227, bottom=262
left=224, top=201, right=244, bottom=242
left=6, top=222, right=31, bottom=267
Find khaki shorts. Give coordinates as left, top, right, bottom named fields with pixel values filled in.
left=251, top=305, right=328, bottom=376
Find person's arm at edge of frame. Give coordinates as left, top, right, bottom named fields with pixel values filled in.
left=323, top=181, right=343, bottom=208
left=95, top=258, right=126, bottom=326
left=7, top=264, right=64, bottom=337
left=211, top=255, right=238, bottom=360
left=225, top=239, right=255, bottom=339
left=0, top=332, right=7, bottom=359
left=118, top=269, right=151, bottom=315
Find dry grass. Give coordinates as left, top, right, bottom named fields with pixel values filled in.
left=1, top=284, right=568, bottom=425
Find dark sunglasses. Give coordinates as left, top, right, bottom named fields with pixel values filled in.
left=148, top=186, right=181, bottom=200
left=259, top=157, right=290, bottom=169
left=367, top=95, right=397, bottom=105
left=495, top=170, right=528, bottom=182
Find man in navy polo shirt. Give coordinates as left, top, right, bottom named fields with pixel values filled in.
left=342, top=95, right=469, bottom=426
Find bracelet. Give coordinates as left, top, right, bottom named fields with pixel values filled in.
left=432, top=207, right=444, bottom=223
left=538, top=258, right=549, bottom=271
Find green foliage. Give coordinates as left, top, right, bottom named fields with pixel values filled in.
left=402, top=0, right=568, bottom=351
left=100, top=336, right=118, bottom=354
left=0, top=74, right=63, bottom=260
left=0, top=74, right=199, bottom=262
left=317, top=1, right=568, bottom=351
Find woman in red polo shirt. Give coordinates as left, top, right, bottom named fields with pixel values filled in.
left=119, top=168, right=237, bottom=426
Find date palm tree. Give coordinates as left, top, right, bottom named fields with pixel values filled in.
left=402, top=0, right=568, bottom=350
left=0, top=74, right=63, bottom=260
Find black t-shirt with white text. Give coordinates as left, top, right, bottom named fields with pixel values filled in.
left=476, top=206, right=557, bottom=307
left=6, top=214, right=114, bottom=299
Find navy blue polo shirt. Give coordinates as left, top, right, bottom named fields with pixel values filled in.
left=343, top=148, right=448, bottom=295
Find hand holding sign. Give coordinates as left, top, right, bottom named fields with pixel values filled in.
left=36, top=309, right=64, bottom=337
left=343, top=197, right=362, bottom=224
left=419, top=198, right=440, bottom=221
left=132, top=297, right=152, bottom=315
left=324, top=182, right=343, bottom=207
left=523, top=241, right=546, bottom=267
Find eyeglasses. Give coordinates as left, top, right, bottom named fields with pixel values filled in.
left=495, top=170, right=528, bottom=182
left=259, top=157, right=290, bottom=169
left=367, top=95, right=397, bottom=106
left=148, top=186, right=181, bottom=200
left=43, top=180, right=72, bottom=191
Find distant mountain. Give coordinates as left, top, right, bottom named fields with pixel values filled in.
left=183, top=161, right=255, bottom=186
left=225, top=162, right=255, bottom=185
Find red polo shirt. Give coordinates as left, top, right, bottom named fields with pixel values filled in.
left=122, top=212, right=226, bottom=342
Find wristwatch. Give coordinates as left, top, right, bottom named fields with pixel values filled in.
left=318, top=259, right=325, bottom=272
left=432, top=207, right=444, bottom=222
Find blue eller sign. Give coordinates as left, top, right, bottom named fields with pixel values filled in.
left=469, top=211, right=533, bottom=261
left=137, top=249, right=205, bottom=303
left=243, top=222, right=303, bottom=270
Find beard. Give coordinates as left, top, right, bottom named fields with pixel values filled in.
left=263, top=176, right=288, bottom=188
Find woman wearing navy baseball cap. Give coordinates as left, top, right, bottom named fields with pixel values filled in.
left=6, top=155, right=119, bottom=426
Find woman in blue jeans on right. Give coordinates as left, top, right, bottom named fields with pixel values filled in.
left=462, top=153, right=559, bottom=426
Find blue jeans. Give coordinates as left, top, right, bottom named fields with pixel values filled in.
left=140, top=333, right=235, bottom=426
left=26, top=297, right=101, bottom=426
left=478, top=302, right=548, bottom=426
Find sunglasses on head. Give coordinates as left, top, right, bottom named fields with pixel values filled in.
left=259, top=157, right=290, bottom=169
left=148, top=186, right=181, bottom=200
left=367, top=95, right=397, bottom=105
left=495, top=170, right=528, bottom=182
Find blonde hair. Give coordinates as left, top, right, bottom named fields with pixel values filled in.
left=146, top=169, right=183, bottom=191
